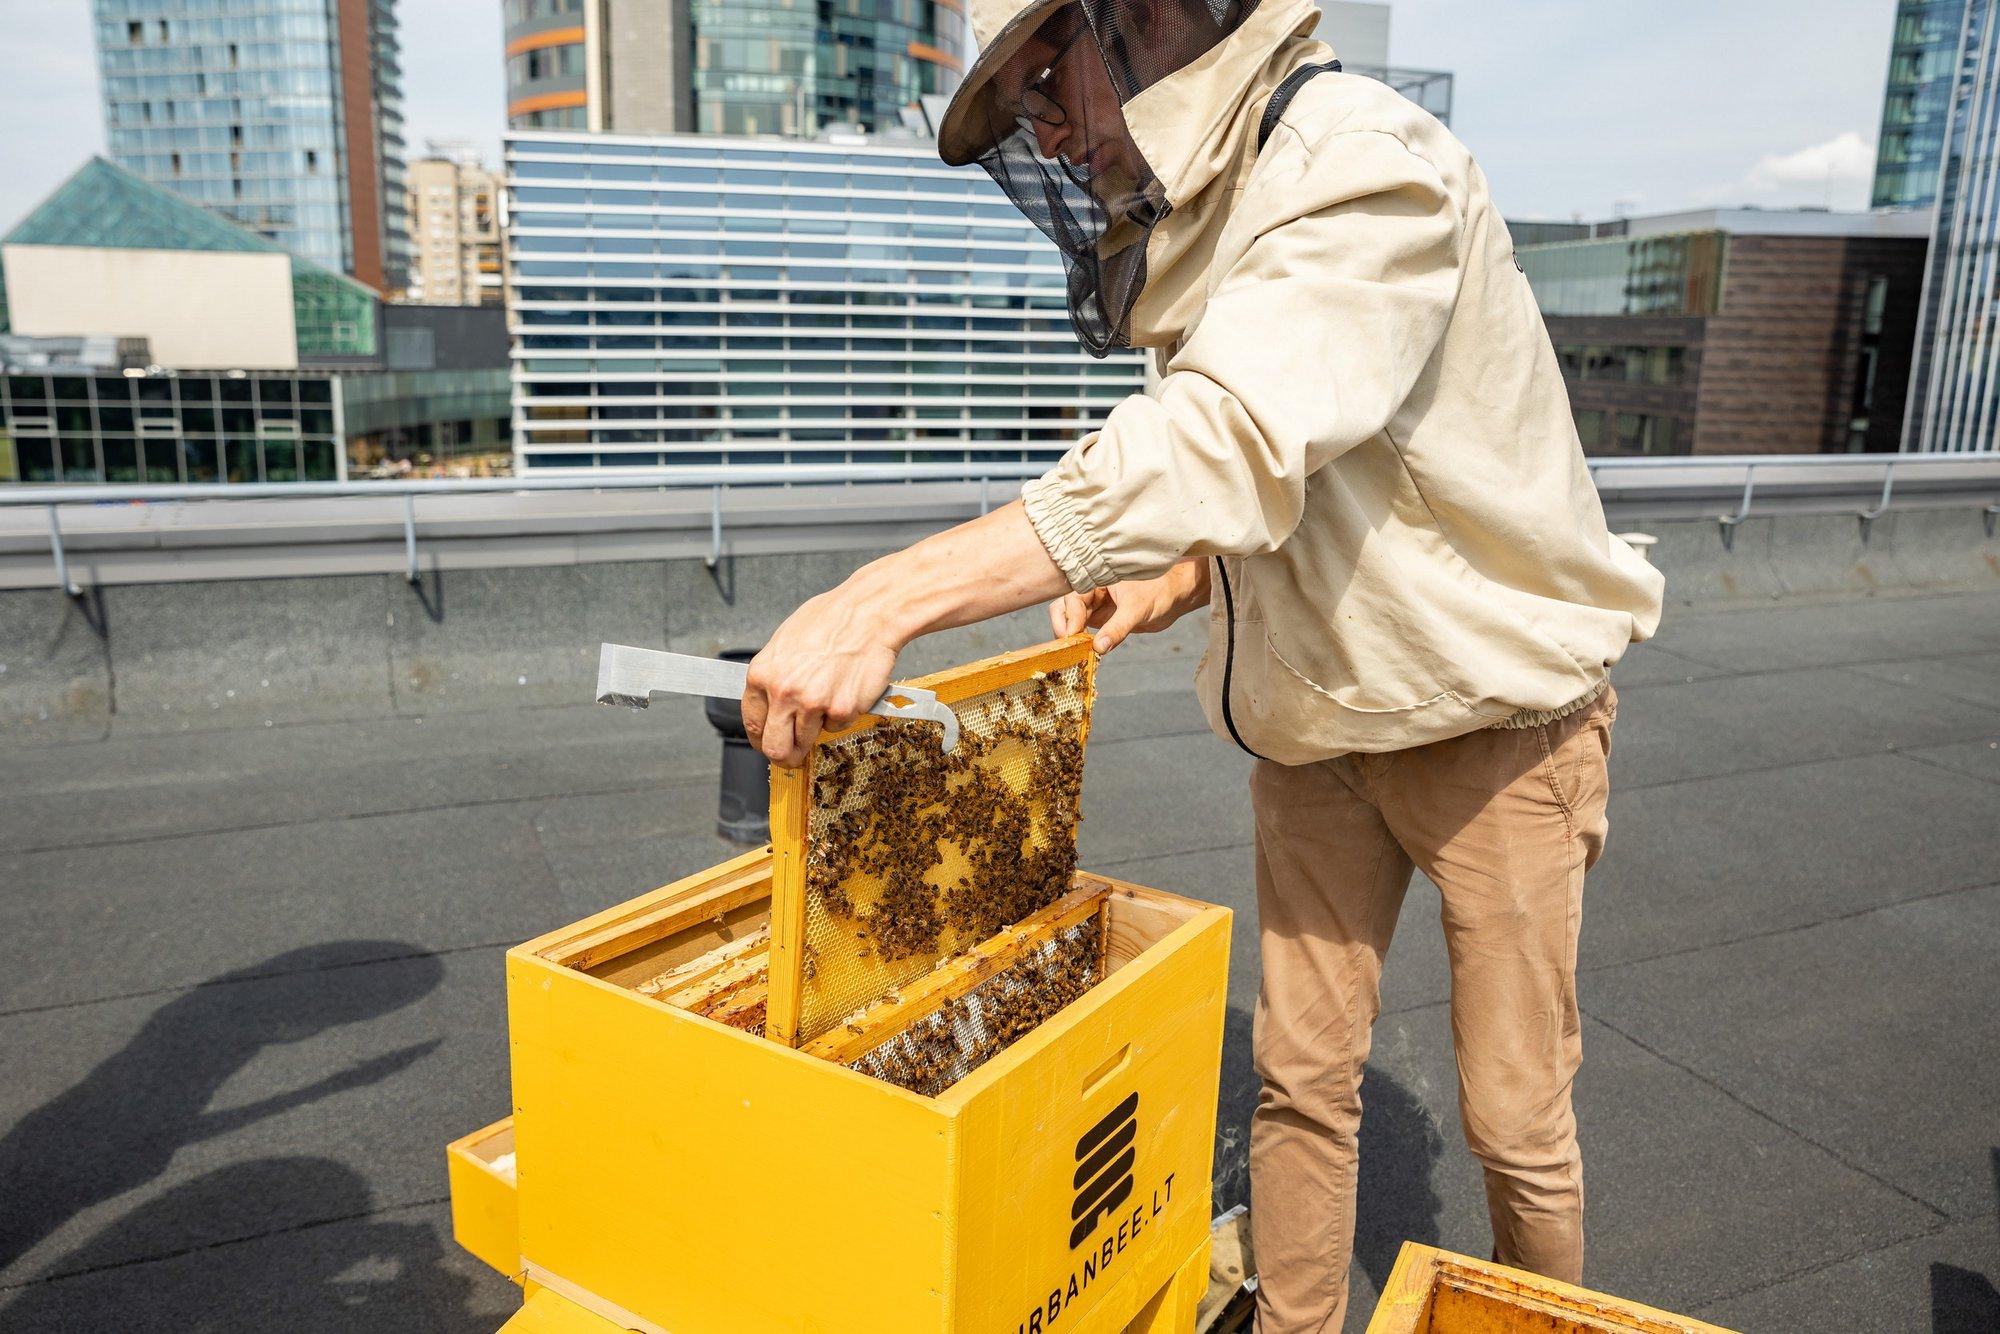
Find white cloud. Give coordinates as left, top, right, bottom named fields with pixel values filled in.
left=1687, top=131, right=1879, bottom=212
left=1744, top=131, right=1878, bottom=193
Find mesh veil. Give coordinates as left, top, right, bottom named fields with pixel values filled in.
left=969, top=0, right=1261, bottom=354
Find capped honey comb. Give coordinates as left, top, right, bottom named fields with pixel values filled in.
left=847, top=913, right=1102, bottom=1097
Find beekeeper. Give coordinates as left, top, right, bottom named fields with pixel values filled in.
left=742, top=0, right=1666, bottom=1325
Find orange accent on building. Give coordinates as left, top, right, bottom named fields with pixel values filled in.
left=508, top=89, right=590, bottom=118
left=336, top=0, right=384, bottom=291
left=505, top=25, right=586, bottom=57
left=931, top=0, right=964, bottom=14
left=908, top=40, right=965, bottom=73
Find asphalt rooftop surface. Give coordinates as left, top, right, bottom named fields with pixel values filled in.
left=2, top=588, right=1999, bottom=1332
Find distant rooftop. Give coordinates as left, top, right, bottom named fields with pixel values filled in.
left=1620, top=205, right=1934, bottom=240
left=1513, top=207, right=1935, bottom=252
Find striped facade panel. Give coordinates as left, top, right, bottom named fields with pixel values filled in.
left=503, top=131, right=1146, bottom=475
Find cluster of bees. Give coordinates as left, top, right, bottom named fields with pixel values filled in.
left=804, top=669, right=1088, bottom=971
left=851, top=917, right=1102, bottom=1097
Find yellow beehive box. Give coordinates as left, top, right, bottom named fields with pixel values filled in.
left=1366, top=1244, right=1739, bottom=1333
left=445, top=1116, right=521, bottom=1282
left=484, top=850, right=1230, bottom=1334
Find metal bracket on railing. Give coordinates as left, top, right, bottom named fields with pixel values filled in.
left=1717, top=464, right=1757, bottom=550
left=705, top=485, right=724, bottom=569
left=1985, top=502, right=1999, bottom=539
left=47, top=505, right=83, bottom=598
left=402, top=493, right=420, bottom=585
left=1857, top=463, right=1896, bottom=541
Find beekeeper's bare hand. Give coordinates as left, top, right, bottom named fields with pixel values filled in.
left=744, top=587, right=898, bottom=768
left=743, top=500, right=1072, bottom=766
left=1050, top=559, right=1212, bottom=654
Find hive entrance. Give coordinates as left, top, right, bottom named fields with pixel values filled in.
left=766, top=637, right=1097, bottom=1049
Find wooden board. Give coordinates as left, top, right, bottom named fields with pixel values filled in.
left=540, top=846, right=773, bottom=974
left=1366, top=1243, right=1738, bottom=1333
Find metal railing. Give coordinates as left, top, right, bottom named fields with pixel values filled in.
left=0, top=462, right=1046, bottom=594
left=4, top=453, right=1998, bottom=594
left=1581, top=451, right=2000, bottom=548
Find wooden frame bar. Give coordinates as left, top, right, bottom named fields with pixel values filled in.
left=1367, top=1243, right=1737, bottom=1333
left=801, top=880, right=1107, bottom=1065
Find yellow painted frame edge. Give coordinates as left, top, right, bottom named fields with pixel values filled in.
left=1363, top=1242, right=1742, bottom=1333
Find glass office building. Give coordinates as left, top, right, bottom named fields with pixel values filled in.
left=690, top=0, right=966, bottom=137
left=504, top=0, right=592, bottom=130
left=1905, top=0, right=2000, bottom=451
left=0, top=364, right=345, bottom=485
left=92, top=0, right=409, bottom=290
left=0, top=346, right=513, bottom=486
left=503, top=0, right=964, bottom=140
left=504, top=131, right=1146, bottom=474
left=1517, top=232, right=1728, bottom=318
left=1874, top=0, right=1970, bottom=210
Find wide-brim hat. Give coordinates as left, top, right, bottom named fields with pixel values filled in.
left=936, top=0, right=1077, bottom=166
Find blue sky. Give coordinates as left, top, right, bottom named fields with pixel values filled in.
left=0, top=0, right=1900, bottom=232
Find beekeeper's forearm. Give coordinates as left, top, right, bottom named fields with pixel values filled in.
left=843, top=500, right=1072, bottom=649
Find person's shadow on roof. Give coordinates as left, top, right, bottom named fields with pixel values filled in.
left=0, top=1156, right=503, bottom=1331
left=0, top=941, right=441, bottom=1279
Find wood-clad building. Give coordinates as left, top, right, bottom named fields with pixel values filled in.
left=1519, top=209, right=1931, bottom=455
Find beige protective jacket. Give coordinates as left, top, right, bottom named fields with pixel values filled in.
left=1019, top=0, right=1665, bottom=763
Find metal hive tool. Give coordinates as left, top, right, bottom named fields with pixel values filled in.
left=765, top=637, right=1098, bottom=1049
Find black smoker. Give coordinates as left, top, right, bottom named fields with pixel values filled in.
left=705, top=648, right=770, bottom=844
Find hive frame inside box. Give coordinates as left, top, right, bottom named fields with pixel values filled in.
left=766, top=635, right=1099, bottom=1049
left=529, top=845, right=1198, bottom=1084
left=504, top=848, right=1230, bottom=1333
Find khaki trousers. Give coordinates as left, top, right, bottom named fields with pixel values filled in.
left=1248, top=687, right=1616, bottom=1333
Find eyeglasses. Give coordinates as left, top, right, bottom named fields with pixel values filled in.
left=1018, top=20, right=1090, bottom=128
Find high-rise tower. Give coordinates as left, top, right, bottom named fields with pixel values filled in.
left=92, top=0, right=409, bottom=292
left=502, top=0, right=965, bottom=138
left=1873, top=0, right=1971, bottom=210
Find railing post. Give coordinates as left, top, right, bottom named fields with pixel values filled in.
left=979, top=475, right=992, bottom=516
left=1717, top=463, right=1757, bottom=550
left=706, top=485, right=724, bottom=570
left=1985, top=502, right=1998, bottom=539
left=1857, top=462, right=1896, bottom=540
left=403, top=492, right=419, bottom=584
left=47, top=505, right=82, bottom=598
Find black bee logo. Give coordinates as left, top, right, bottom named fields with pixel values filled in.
left=1070, top=1092, right=1138, bottom=1249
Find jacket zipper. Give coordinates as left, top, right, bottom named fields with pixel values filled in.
left=1211, top=557, right=1268, bottom=761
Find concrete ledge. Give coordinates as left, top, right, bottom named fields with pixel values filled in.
left=1640, top=510, right=2000, bottom=607
left=3, top=509, right=1995, bottom=741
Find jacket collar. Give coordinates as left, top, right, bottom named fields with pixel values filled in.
left=1121, top=0, right=1329, bottom=346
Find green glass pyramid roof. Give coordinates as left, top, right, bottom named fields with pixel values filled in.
left=0, top=157, right=377, bottom=359
left=6, top=156, right=295, bottom=256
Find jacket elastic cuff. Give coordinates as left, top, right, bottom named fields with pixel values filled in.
left=1022, top=475, right=1118, bottom=594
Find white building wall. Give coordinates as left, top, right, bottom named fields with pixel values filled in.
left=1313, top=2, right=1392, bottom=68
left=1, top=244, right=298, bottom=370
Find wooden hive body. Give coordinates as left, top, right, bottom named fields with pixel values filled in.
left=451, top=851, right=1230, bottom=1332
